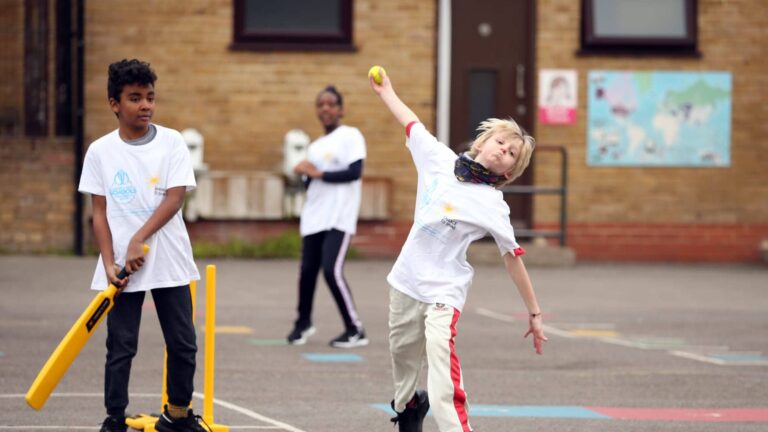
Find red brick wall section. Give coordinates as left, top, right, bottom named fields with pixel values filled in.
left=536, top=223, right=768, bottom=262
left=187, top=220, right=768, bottom=262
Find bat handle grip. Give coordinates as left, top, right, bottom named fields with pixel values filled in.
left=115, top=244, right=150, bottom=280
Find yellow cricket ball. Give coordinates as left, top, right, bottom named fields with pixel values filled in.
left=368, top=65, right=386, bottom=85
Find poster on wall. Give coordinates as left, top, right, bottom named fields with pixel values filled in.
left=538, top=69, right=577, bottom=125
left=587, top=71, right=732, bottom=167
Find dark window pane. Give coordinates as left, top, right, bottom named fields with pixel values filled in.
left=245, top=0, right=341, bottom=34
left=233, top=0, right=353, bottom=50
left=593, top=0, right=686, bottom=38
left=581, top=0, right=697, bottom=53
left=56, top=0, right=73, bottom=136
left=467, top=70, right=497, bottom=142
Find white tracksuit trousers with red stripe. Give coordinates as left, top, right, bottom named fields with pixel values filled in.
left=389, top=287, right=473, bottom=432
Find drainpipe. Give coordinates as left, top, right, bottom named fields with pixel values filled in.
left=73, top=0, right=84, bottom=255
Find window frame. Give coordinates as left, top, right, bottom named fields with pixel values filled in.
left=231, top=0, right=355, bottom=52
left=580, top=0, right=698, bottom=55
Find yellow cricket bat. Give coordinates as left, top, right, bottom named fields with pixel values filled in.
left=25, top=245, right=149, bottom=410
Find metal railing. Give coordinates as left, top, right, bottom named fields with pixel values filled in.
left=500, top=145, right=568, bottom=246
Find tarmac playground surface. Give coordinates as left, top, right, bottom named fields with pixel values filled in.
left=1, top=255, right=767, bottom=431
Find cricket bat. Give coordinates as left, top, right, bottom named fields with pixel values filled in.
left=25, top=245, right=149, bottom=410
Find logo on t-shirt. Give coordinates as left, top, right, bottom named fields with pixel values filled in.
left=150, top=175, right=166, bottom=196
left=110, top=169, right=137, bottom=204
left=440, top=202, right=457, bottom=229
left=441, top=216, right=457, bottom=230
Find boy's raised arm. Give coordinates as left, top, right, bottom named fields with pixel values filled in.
left=369, top=72, right=419, bottom=127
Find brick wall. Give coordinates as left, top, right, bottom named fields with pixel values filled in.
left=82, top=0, right=436, bottom=221
left=0, top=137, right=75, bottom=252
left=4, top=0, right=767, bottom=261
left=0, top=1, right=76, bottom=253
left=535, top=0, right=768, bottom=261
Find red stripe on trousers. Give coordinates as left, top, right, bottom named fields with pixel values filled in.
left=449, top=309, right=471, bottom=431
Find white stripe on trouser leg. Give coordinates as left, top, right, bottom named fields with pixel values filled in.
left=426, top=305, right=472, bottom=432
left=389, top=287, right=427, bottom=412
left=333, top=232, right=361, bottom=329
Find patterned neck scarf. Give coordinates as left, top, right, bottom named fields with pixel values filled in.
left=454, top=153, right=504, bottom=187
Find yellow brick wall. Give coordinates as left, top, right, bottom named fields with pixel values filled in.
left=83, top=0, right=437, bottom=220
left=0, top=137, right=75, bottom=252
left=534, top=0, right=768, bottom=225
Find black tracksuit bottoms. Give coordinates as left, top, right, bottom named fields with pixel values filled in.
left=104, top=284, right=197, bottom=416
left=296, top=229, right=362, bottom=332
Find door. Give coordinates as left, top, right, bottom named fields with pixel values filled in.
left=450, top=0, right=535, bottom=230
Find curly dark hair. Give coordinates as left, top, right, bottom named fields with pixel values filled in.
left=107, top=59, right=157, bottom=101
left=318, top=85, right=343, bottom=107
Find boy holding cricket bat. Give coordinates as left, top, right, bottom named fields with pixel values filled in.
left=78, top=59, right=206, bottom=432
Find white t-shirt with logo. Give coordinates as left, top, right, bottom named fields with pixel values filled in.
left=78, top=124, right=200, bottom=292
left=300, top=125, right=367, bottom=236
left=386, top=123, right=524, bottom=312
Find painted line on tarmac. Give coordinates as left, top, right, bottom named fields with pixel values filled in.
left=371, top=403, right=608, bottom=418
left=0, top=393, right=305, bottom=432
left=0, top=425, right=283, bottom=430
left=670, top=350, right=768, bottom=366
left=476, top=307, right=768, bottom=366
left=193, top=392, right=307, bottom=432
left=587, top=406, right=768, bottom=422
left=248, top=338, right=288, bottom=346
left=371, top=403, right=768, bottom=422
left=303, top=353, right=363, bottom=362
left=0, top=392, right=157, bottom=398
left=0, top=427, right=99, bottom=430
left=201, top=325, right=255, bottom=334
left=475, top=308, right=572, bottom=338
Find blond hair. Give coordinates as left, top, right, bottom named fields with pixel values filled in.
left=467, top=118, right=535, bottom=187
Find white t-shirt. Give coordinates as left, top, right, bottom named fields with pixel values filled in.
left=78, top=124, right=200, bottom=292
left=300, top=125, right=367, bottom=236
left=386, top=123, right=524, bottom=311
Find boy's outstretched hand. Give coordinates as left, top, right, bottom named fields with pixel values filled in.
left=524, top=315, right=548, bottom=355
left=369, top=71, right=392, bottom=96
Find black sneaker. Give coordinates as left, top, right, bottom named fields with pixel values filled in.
left=287, top=323, right=316, bottom=345
left=99, top=415, right=127, bottom=432
left=330, top=328, right=369, bottom=348
left=390, top=390, right=430, bottom=432
left=154, top=406, right=210, bottom=432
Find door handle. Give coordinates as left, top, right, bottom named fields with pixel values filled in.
left=516, top=64, right=526, bottom=99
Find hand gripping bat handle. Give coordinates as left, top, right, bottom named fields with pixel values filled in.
left=114, top=244, right=151, bottom=280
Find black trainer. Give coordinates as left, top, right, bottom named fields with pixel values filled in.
left=329, top=328, right=369, bottom=348
left=154, top=406, right=210, bottom=432
left=390, top=390, right=430, bottom=432
left=99, top=415, right=127, bottom=432
left=287, top=323, right=316, bottom=345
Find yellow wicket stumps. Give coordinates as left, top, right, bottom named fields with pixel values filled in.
left=131, top=266, right=228, bottom=431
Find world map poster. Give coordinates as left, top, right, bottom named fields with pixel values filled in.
left=587, top=71, right=732, bottom=167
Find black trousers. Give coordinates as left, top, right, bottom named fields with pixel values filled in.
left=104, top=285, right=197, bottom=416
left=296, top=229, right=362, bottom=332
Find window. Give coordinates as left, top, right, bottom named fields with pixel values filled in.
left=232, top=0, right=354, bottom=51
left=581, top=0, right=697, bottom=54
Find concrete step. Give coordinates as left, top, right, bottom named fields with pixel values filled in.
left=468, top=239, right=576, bottom=267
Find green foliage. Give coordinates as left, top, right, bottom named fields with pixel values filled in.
left=193, top=231, right=360, bottom=259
